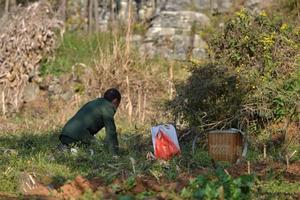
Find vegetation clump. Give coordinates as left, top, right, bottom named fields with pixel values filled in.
left=169, top=9, right=299, bottom=142
left=181, top=168, right=254, bottom=200
left=0, top=1, right=299, bottom=199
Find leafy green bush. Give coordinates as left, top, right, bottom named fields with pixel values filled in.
left=212, top=9, right=299, bottom=123
left=169, top=9, right=300, bottom=138
left=169, top=63, right=248, bottom=128
left=192, top=150, right=212, bottom=167
left=181, top=168, right=254, bottom=200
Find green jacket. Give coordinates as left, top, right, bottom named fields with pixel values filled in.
left=61, top=98, right=119, bottom=154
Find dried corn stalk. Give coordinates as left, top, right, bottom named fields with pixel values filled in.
left=0, top=1, right=63, bottom=115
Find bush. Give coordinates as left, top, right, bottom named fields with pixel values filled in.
left=169, top=9, right=299, bottom=138
left=169, top=63, right=248, bottom=128
left=181, top=168, right=255, bottom=200
left=211, top=9, right=300, bottom=123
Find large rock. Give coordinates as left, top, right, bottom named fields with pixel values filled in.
left=141, top=10, right=210, bottom=60
left=191, top=35, right=207, bottom=59
left=23, top=83, right=40, bottom=103
left=164, top=0, right=192, bottom=11
left=141, top=34, right=192, bottom=60
left=95, top=0, right=274, bottom=61
left=245, top=0, right=273, bottom=13
left=193, top=0, right=233, bottom=13
left=192, top=0, right=272, bottom=13
left=150, top=11, right=210, bottom=30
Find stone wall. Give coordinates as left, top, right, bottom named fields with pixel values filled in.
left=134, top=0, right=232, bottom=60
left=105, top=0, right=271, bottom=60
left=62, top=0, right=271, bottom=60
left=140, top=10, right=209, bottom=60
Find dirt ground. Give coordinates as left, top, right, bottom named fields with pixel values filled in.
left=1, top=161, right=296, bottom=200
left=226, top=161, right=300, bottom=181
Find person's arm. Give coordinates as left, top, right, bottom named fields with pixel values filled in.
left=103, top=107, right=119, bottom=155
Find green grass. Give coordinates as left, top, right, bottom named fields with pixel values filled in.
left=0, top=125, right=299, bottom=199
left=259, top=180, right=300, bottom=194
left=40, top=31, right=115, bottom=76
left=254, top=180, right=300, bottom=200
left=0, top=125, right=204, bottom=195
left=39, top=30, right=188, bottom=80
left=0, top=125, right=152, bottom=192
left=0, top=131, right=72, bottom=192
left=2, top=19, right=299, bottom=199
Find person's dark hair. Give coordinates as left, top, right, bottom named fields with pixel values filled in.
left=104, top=88, right=121, bottom=102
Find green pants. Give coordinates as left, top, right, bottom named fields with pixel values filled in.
left=59, top=134, right=90, bottom=147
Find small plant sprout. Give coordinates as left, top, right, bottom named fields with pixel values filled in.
left=286, top=155, right=290, bottom=169
left=130, top=157, right=136, bottom=174
left=247, top=161, right=251, bottom=175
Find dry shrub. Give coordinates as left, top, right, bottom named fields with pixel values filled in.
left=169, top=9, right=299, bottom=144
left=72, top=37, right=171, bottom=124
left=0, top=1, right=63, bottom=116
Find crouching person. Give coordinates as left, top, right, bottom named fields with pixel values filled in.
left=58, top=88, right=121, bottom=155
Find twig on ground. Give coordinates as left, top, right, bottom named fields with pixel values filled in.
left=247, top=161, right=251, bottom=174
left=289, top=150, right=297, bottom=159
left=130, top=157, right=136, bottom=174
left=4, top=166, right=13, bottom=175
left=149, top=169, right=160, bottom=181
left=107, top=163, right=122, bottom=170
left=179, top=129, right=192, bottom=141
left=285, top=150, right=297, bottom=170
left=224, top=169, right=230, bottom=176
left=146, top=151, right=155, bottom=160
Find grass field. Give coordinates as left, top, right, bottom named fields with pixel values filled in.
left=1, top=5, right=299, bottom=198
left=0, top=116, right=299, bottom=199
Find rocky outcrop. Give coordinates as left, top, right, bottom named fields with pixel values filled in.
left=140, top=10, right=209, bottom=60
left=245, top=0, right=273, bottom=13
left=166, top=0, right=233, bottom=13
left=84, top=0, right=273, bottom=60
left=103, top=0, right=210, bottom=60
left=115, top=0, right=271, bottom=60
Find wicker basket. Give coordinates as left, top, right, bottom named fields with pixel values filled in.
left=208, top=130, right=245, bottom=163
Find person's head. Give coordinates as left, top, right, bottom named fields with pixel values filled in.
left=104, top=88, right=121, bottom=109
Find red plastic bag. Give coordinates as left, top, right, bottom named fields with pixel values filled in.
left=154, top=129, right=180, bottom=160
